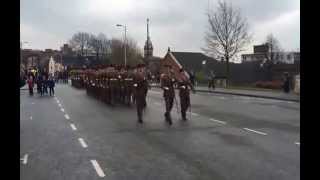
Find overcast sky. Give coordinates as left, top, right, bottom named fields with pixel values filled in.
left=21, top=0, right=300, bottom=61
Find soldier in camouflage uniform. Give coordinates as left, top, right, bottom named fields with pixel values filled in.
left=160, top=65, right=176, bottom=125
left=133, top=64, right=148, bottom=123
left=177, top=68, right=195, bottom=121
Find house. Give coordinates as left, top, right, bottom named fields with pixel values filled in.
left=242, top=44, right=300, bottom=64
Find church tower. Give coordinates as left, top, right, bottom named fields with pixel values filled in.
left=144, top=18, right=153, bottom=58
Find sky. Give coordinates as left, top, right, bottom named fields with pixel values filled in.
left=20, top=0, right=300, bottom=62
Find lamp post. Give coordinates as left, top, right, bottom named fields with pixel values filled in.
left=116, top=24, right=127, bottom=66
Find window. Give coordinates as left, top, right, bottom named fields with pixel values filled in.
left=287, top=54, right=291, bottom=59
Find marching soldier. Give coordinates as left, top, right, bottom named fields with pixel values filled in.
left=133, top=64, right=148, bottom=123
left=177, top=68, right=195, bottom=121
left=160, top=65, right=176, bottom=125
left=109, top=65, right=118, bottom=106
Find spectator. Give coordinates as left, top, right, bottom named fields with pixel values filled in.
left=208, top=70, right=216, bottom=90
left=27, top=76, right=34, bottom=96
left=48, top=77, right=55, bottom=96
left=283, top=72, right=290, bottom=93
left=43, top=75, right=48, bottom=95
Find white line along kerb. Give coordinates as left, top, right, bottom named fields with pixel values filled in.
left=64, top=114, right=70, bottom=120
left=91, top=160, right=106, bottom=177
left=243, top=128, right=267, bottom=136
left=70, top=124, right=77, bottom=131
left=191, top=112, right=199, bottom=116
left=209, top=118, right=226, bottom=124
left=20, top=154, right=28, bottom=165
left=78, top=138, right=88, bottom=148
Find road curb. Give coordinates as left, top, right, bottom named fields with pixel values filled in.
left=151, top=85, right=300, bottom=103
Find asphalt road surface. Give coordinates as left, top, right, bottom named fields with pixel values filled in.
left=20, top=83, right=300, bottom=180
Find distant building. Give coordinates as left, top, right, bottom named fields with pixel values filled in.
left=242, top=44, right=300, bottom=64
left=61, top=44, right=74, bottom=55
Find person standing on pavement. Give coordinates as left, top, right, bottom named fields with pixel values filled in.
left=208, top=70, right=216, bottom=91
left=27, top=75, right=34, bottom=96
left=177, top=68, right=195, bottom=121
left=283, top=72, right=290, bottom=93
left=48, top=77, right=55, bottom=96
left=42, top=75, right=48, bottom=95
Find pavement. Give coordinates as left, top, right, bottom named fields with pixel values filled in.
left=20, top=83, right=300, bottom=180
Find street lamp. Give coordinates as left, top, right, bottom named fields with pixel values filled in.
left=116, top=24, right=127, bottom=66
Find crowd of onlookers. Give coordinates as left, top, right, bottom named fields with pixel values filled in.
left=22, top=70, right=69, bottom=97
left=26, top=74, right=56, bottom=96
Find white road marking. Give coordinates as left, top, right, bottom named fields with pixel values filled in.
left=295, top=142, right=300, bottom=146
left=149, top=90, right=161, bottom=94
left=209, top=118, right=226, bottom=124
left=78, top=138, right=88, bottom=148
left=91, top=160, right=106, bottom=177
left=187, top=112, right=199, bottom=116
left=30, top=116, right=32, bottom=120
left=154, top=102, right=161, bottom=106
left=56, top=100, right=60, bottom=104
left=61, top=108, right=65, bottom=112
left=20, top=154, right=28, bottom=164
left=70, top=124, right=77, bottom=131
left=219, top=97, right=226, bottom=100
left=31, top=102, right=35, bottom=105
left=64, top=114, right=70, bottom=120
left=243, top=128, right=267, bottom=136
left=58, top=103, right=62, bottom=107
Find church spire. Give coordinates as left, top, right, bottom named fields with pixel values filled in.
left=147, top=18, right=150, bottom=39
left=144, top=18, right=153, bottom=58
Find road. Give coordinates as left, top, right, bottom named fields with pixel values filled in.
left=20, top=83, right=300, bottom=180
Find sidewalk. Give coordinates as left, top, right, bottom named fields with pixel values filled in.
left=150, top=84, right=300, bottom=102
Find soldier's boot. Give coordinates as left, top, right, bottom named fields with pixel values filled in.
left=181, top=111, right=187, bottom=121
left=137, top=107, right=143, bottom=124
left=164, top=112, right=172, bottom=125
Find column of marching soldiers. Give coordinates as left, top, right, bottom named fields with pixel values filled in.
left=70, top=64, right=195, bottom=125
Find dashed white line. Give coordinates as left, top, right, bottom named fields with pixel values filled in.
left=243, top=128, right=267, bottom=136
left=31, top=102, right=35, bottom=105
left=91, top=160, right=106, bottom=177
left=61, top=108, right=65, bottom=112
left=78, top=138, right=88, bottom=148
left=58, top=103, right=62, bottom=107
left=30, top=116, right=33, bottom=120
left=70, top=124, right=77, bottom=131
left=20, top=154, right=28, bottom=165
left=64, top=114, right=70, bottom=120
left=295, top=142, right=300, bottom=146
left=209, top=118, right=226, bottom=124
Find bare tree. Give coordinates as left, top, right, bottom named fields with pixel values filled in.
left=203, top=0, right=251, bottom=86
left=264, top=33, right=282, bottom=64
left=110, top=37, right=143, bottom=66
left=69, top=32, right=90, bottom=58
